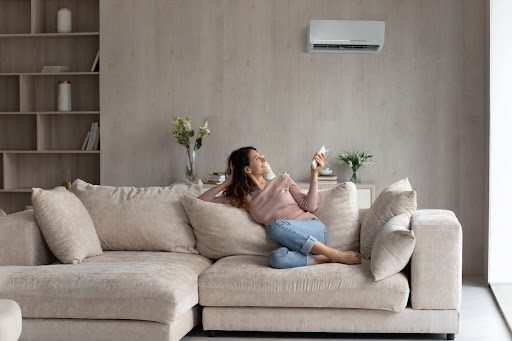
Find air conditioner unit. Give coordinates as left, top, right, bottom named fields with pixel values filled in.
left=308, top=20, right=385, bottom=54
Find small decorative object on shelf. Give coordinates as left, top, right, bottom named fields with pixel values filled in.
left=57, top=8, right=72, bottom=33
left=58, top=80, right=72, bottom=111
left=337, top=150, right=374, bottom=183
left=171, top=116, right=211, bottom=182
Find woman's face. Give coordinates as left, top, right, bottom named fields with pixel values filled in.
left=245, top=149, right=269, bottom=177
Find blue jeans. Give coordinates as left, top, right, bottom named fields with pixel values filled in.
left=266, top=219, right=328, bottom=269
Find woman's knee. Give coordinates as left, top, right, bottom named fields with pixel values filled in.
left=268, top=247, right=290, bottom=269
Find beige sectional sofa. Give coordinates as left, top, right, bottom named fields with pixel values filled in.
left=0, top=181, right=462, bottom=341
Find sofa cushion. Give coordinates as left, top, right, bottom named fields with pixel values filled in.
left=0, top=251, right=212, bottom=323
left=69, top=179, right=201, bottom=253
left=32, top=187, right=102, bottom=264
left=198, top=255, right=409, bottom=312
left=360, top=178, right=417, bottom=259
left=180, top=195, right=277, bottom=259
left=314, top=182, right=359, bottom=251
left=371, top=213, right=415, bottom=281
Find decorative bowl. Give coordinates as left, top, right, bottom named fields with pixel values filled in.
left=319, top=168, right=333, bottom=176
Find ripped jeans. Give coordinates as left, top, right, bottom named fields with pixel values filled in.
left=266, top=218, right=328, bottom=269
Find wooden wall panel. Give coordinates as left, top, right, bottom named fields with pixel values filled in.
left=100, top=0, right=487, bottom=274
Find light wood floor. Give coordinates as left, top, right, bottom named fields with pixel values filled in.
left=184, top=276, right=512, bottom=341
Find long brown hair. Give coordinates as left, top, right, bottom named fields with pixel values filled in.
left=222, top=146, right=257, bottom=209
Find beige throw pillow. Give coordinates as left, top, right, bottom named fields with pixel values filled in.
left=360, top=178, right=417, bottom=259
left=32, top=187, right=102, bottom=264
left=371, top=213, right=415, bottom=281
left=314, top=182, right=360, bottom=251
left=69, top=179, right=201, bottom=253
left=180, top=195, right=276, bottom=259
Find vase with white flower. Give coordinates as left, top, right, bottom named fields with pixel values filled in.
left=170, top=116, right=211, bottom=182
left=337, top=151, right=374, bottom=183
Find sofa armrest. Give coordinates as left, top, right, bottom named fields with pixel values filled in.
left=410, top=209, right=462, bottom=310
left=0, top=210, right=54, bottom=266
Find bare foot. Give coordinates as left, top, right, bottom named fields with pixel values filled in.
left=331, top=250, right=361, bottom=265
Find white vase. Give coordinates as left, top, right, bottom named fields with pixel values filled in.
left=57, top=8, right=72, bottom=33
left=58, top=80, right=72, bottom=111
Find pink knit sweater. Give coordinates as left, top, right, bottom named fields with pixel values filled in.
left=198, top=174, right=319, bottom=226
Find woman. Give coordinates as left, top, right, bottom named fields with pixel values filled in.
left=198, top=146, right=361, bottom=269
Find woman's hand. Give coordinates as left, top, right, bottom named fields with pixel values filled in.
left=311, top=152, right=325, bottom=179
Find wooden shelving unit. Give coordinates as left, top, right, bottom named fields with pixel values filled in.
left=0, top=0, right=100, bottom=213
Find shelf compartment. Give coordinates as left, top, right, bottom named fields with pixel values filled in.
left=0, top=76, right=20, bottom=111
left=37, top=113, right=99, bottom=150
left=32, top=0, right=99, bottom=34
left=0, top=192, right=32, bottom=214
left=0, top=115, right=37, bottom=150
left=0, top=0, right=31, bottom=34
left=0, top=36, right=98, bottom=73
left=2, top=152, right=99, bottom=190
left=20, top=75, right=99, bottom=111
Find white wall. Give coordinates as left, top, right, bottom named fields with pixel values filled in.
left=488, top=0, right=512, bottom=283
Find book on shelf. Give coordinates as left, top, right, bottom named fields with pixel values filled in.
left=318, top=175, right=337, bottom=181
left=42, top=65, right=69, bottom=73
left=81, top=131, right=91, bottom=150
left=92, top=124, right=100, bottom=151
left=91, top=51, right=100, bottom=72
left=82, top=122, right=100, bottom=151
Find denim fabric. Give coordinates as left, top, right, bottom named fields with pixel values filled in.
left=266, top=219, right=328, bottom=269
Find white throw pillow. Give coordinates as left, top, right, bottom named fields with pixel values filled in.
left=32, top=187, right=102, bottom=264
left=371, top=213, right=415, bottom=281
left=314, top=182, right=360, bottom=251
left=69, top=179, right=202, bottom=253
left=180, top=195, right=276, bottom=259
left=360, top=178, right=417, bottom=259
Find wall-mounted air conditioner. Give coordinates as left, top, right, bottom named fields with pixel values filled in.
left=308, top=20, right=385, bottom=54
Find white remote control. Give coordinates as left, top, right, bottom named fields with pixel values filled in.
left=311, top=145, right=326, bottom=169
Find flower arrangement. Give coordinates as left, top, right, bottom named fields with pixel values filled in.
left=171, top=116, right=211, bottom=181
left=337, top=151, right=374, bottom=183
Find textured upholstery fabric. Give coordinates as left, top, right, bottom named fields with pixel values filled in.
left=0, top=252, right=212, bottom=323
left=0, top=210, right=53, bottom=266
left=202, top=307, right=459, bottom=334
left=411, top=210, right=462, bottom=310
left=360, top=178, right=417, bottom=259
left=21, top=307, right=200, bottom=341
left=32, top=187, right=103, bottom=264
left=314, top=182, right=360, bottom=251
left=371, top=213, right=415, bottom=281
left=69, top=179, right=201, bottom=253
left=199, top=255, right=409, bottom=312
left=180, top=195, right=277, bottom=259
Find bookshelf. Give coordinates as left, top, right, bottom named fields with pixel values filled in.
left=0, top=0, right=100, bottom=213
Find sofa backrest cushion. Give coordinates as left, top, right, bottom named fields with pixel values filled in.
left=180, top=195, right=277, bottom=259
left=360, top=178, right=417, bottom=259
left=69, top=179, right=201, bottom=253
left=181, top=182, right=360, bottom=259
left=370, top=212, right=415, bottom=281
left=32, top=186, right=103, bottom=264
left=314, top=182, right=360, bottom=252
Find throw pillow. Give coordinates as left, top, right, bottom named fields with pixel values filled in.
left=180, top=195, right=277, bottom=259
left=371, top=213, right=415, bottom=281
left=69, top=179, right=202, bottom=253
left=314, top=182, right=360, bottom=251
left=32, top=186, right=102, bottom=264
left=360, top=178, right=417, bottom=259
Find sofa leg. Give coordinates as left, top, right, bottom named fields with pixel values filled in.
left=207, top=330, right=216, bottom=337
left=447, top=333, right=455, bottom=340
